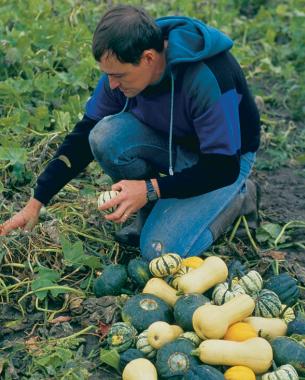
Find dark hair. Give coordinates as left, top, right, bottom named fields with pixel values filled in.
left=92, top=5, right=164, bottom=64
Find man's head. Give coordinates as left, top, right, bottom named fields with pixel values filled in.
left=92, top=5, right=165, bottom=97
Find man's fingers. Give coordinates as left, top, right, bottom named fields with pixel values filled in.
left=105, top=205, right=133, bottom=223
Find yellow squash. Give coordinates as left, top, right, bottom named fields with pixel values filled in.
left=224, top=366, right=256, bottom=380
left=142, top=278, right=179, bottom=307
left=224, top=322, right=257, bottom=341
left=122, top=358, right=158, bottom=380
left=244, top=317, right=287, bottom=340
left=147, top=321, right=183, bottom=349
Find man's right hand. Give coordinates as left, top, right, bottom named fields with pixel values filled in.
left=0, top=198, right=43, bottom=236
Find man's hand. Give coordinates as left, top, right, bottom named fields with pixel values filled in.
left=0, top=198, right=43, bottom=236
left=98, top=179, right=159, bottom=223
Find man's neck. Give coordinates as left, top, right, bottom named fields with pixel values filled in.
left=150, top=42, right=168, bottom=85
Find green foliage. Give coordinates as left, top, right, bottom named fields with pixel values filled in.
left=32, top=266, right=62, bottom=300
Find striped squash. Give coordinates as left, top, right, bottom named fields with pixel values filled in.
left=281, top=304, right=295, bottom=323
left=254, top=289, right=282, bottom=318
left=97, top=190, right=119, bottom=212
left=212, top=282, right=246, bottom=305
left=178, top=331, right=201, bottom=346
left=107, top=322, right=137, bottom=353
left=262, top=364, right=299, bottom=380
left=136, top=329, right=157, bottom=359
left=149, top=253, right=182, bottom=277
left=239, top=270, right=263, bottom=295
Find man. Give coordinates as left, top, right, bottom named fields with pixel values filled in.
left=0, top=5, right=260, bottom=261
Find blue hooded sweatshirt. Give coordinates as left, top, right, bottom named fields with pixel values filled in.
left=34, top=17, right=260, bottom=204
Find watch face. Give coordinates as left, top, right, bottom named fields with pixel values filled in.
left=147, top=191, right=158, bottom=202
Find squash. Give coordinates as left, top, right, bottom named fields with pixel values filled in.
left=238, top=270, right=263, bottom=295
left=244, top=317, right=287, bottom=340
left=122, top=358, right=158, bottom=380
left=182, top=364, right=225, bottom=379
left=281, top=305, right=296, bottom=323
left=136, top=329, right=157, bottom=359
left=178, top=332, right=202, bottom=347
left=155, top=339, right=199, bottom=378
left=177, top=256, right=228, bottom=294
left=171, top=266, right=192, bottom=289
left=143, top=278, right=179, bottom=307
left=271, top=336, right=305, bottom=375
left=127, top=258, right=151, bottom=288
left=287, top=314, right=305, bottom=336
left=224, top=366, right=256, bottom=380
left=262, top=364, right=299, bottom=380
left=107, top=322, right=137, bottom=352
left=254, top=289, right=282, bottom=318
left=193, top=337, right=273, bottom=374
left=147, top=321, right=183, bottom=349
left=97, top=190, right=119, bottom=212
left=224, top=322, right=257, bottom=342
left=192, top=294, right=255, bottom=339
left=264, top=273, right=300, bottom=307
left=149, top=253, right=182, bottom=277
left=121, top=293, right=173, bottom=332
left=174, top=294, right=210, bottom=331
left=119, top=349, right=145, bottom=371
left=182, top=256, right=205, bottom=269
left=212, top=282, right=246, bottom=305
left=93, top=264, right=127, bottom=297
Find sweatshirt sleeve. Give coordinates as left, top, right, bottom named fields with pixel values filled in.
left=157, top=62, right=242, bottom=198
left=34, top=74, right=125, bottom=205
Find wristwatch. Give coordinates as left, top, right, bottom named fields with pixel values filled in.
left=145, top=179, right=159, bottom=202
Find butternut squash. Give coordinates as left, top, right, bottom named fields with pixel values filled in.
left=193, top=337, right=273, bottom=374
left=192, top=294, right=255, bottom=339
left=122, top=358, right=158, bottom=380
left=142, top=278, right=179, bottom=307
left=244, top=317, right=287, bottom=340
left=147, top=321, right=183, bottom=349
left=177, top=256, right=228, bottom=294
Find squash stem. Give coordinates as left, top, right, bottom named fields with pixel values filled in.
left=229, top=216, right=242, bottom=242
left=241, top=216, right=259, bottom=252
left=190, top=349, right=200, bottom=357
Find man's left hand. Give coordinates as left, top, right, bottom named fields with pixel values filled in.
left=98, top=179, right=147, bottom=223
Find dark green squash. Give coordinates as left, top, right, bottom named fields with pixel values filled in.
left=271, top=336, right=305, bottom=375
left=121, top=293, right=173, bottom=332
left=264, top=273, right=300, bottom=307
left=93, top=264, right=127, bottom=297
left=119, top=348, right=145, bottom=371
left=227, top=259, right=247, bottom=280
left=287, top=314, right=305, bottom=336
left=174, top=294, right=210, bottom=331
left=107, top=322, right=137, bottom=353
left=182, top=365, right=225, bottom=379
left=127, top=258, right=152, bottom=288
left=156, top=339, right=199, bottom=378
left=254, top=289, right=282, bottom=318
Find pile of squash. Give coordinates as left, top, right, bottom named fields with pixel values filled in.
left=94, top=254, right=305, bottom=380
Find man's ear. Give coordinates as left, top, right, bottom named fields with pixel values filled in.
left=141, top=49, right=156, bottom=65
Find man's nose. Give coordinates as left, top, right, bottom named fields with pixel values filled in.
left=108, top=76, right=120, bottom=90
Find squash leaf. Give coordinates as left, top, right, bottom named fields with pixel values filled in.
left=99, top=348, right=120, bottom=372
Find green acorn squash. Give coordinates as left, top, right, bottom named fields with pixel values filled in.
left=149, top=253, right=182, bottom=277
left=212, top=282, right=246, bottom=305
left=254, top=289, right=282, bottom=318
left=178, top=332, right=201, bottom=347
left=271, top=336, right=305, bottom=375
left=93, top=264, right=127, bottom=297
left=174, top=294, right=210, bottom=331
left=119, top=348, right=145, bottom=371
left=121, top=293, right=173, bottom=332
left=264, top=273, right=300, bottom=307
left=182, top=364, right=225, bottom=379
left=127, top=258, right=152, bottom=288
left=287, top=314, right=305, bottom=336
left=227, top=259, right=247, bottom=280
left=155, top=339, right=199, bottom=378
left=238, top=270, right=263, bottom=295
left=107, top=322, right=137, bottom=352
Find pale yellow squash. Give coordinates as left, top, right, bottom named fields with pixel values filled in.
left=122, top=358, right=158, bottom=380
left=142, top=278, right=179, bottom=307
left=177, top=256, right=228, bottom=294
left=147, top=321, right=183, bottom=349
left=244, top=316, right=287, bottom=340
left=194, top=337, right=273, bottom=374
left=192, top=294, right=255, bottom=339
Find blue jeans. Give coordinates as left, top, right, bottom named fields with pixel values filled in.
left=89, top=112, right=256, bottom=261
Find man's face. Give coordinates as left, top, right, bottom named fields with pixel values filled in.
left=99, top=51, right=158, bottom=98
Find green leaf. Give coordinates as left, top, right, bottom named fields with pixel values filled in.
left=0, top=146, right=27, bottom=165
left=31, top=267, right=61, bottom=300
left=99, top=348, right=120, bottom=372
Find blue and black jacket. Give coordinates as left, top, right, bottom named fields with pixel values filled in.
left=34, top=16, right=260, bottom=205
